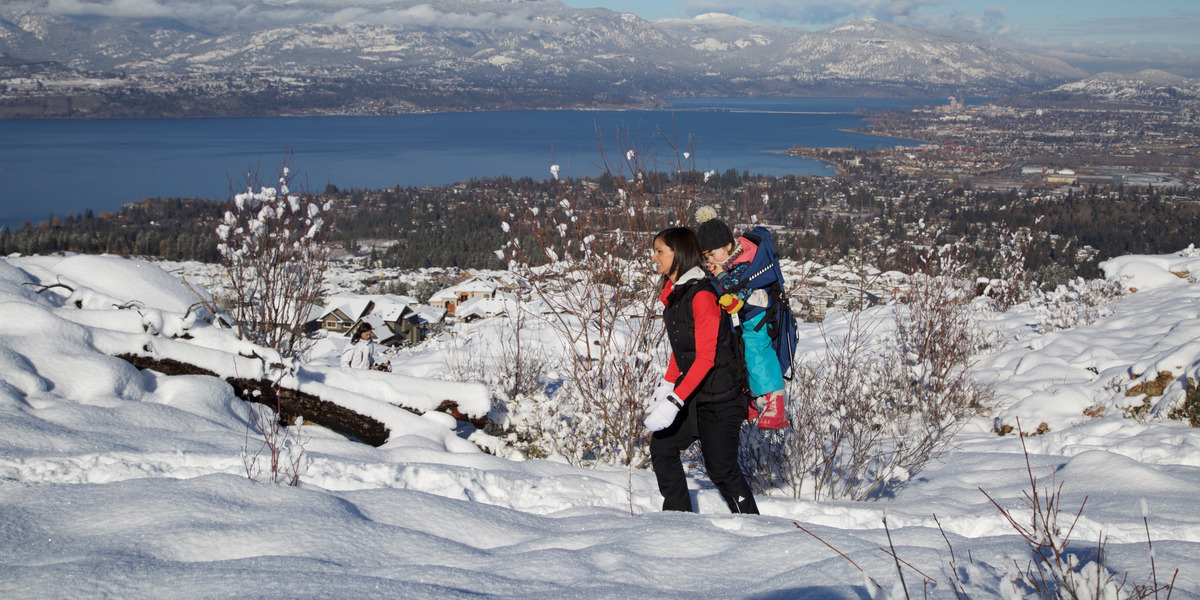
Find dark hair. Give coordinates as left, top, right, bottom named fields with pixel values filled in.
left=654, top=227, right=703, bottom=284
left=359, top=323, right=372, bottom=332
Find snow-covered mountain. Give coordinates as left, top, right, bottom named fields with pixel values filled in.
left=0, top=0, right=1085, bottom=110
left=657, top=16, right=1083, bottom=92
left=1038, top=69, right=1200, bottom=106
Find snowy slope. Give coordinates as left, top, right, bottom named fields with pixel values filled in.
left=1, top=251, right=1198, bottom=598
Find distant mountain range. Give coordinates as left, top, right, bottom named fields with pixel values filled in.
left=1036, top=69, right=1200, bottom=106
left=0, top=0, right=1151, bottom=117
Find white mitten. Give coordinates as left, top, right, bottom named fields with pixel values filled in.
left=651, top=379, right=674, bottom=404
left=644, top=393, right=683, bottom=431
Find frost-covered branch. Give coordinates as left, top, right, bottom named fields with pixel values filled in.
left=215, top=160, right=331, bottom=360
left=492, top=128, right=707, bottom=467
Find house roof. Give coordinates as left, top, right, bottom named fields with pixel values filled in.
left=370, top=301, right=412, bottom=323
left=428, top=288, right=459, bottom=302
left=454, top=291, right=518, bottom=320
left=409, top=304, right=447, bottom=324
left=370, top=293, right=421, bottom=306
left=429, top=276, right=500, bottom=302
left=319, top=297, right=373, bottom=322
left=455, top=277, right=499, bottom=293
left=330, top=292, right=446, bottom=336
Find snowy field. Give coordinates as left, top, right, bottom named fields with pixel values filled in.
left=2, top=250, right=1199, bottom=599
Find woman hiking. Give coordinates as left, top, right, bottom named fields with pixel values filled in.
left=643, top=226, right=759, bottom=514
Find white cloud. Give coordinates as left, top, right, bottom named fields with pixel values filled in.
left=1036, top=12, right=1200, bottom=47
left=44, top=0, right=179, bottom=19
left=680, top=0, right=1014, bottom=35
left=30, top=0, right=557, bottom=32
left=325, top=4, right=549, bottom=30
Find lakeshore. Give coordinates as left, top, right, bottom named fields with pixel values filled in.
left=0, top=98, right=932, bottom=229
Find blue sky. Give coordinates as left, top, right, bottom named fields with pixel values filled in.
left=561, top=0, right=1200, bottom=63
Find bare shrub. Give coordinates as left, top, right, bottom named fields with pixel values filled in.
left=982, top=429, right=1176, bottom=599
left=979, top=229, right=1032, bottom=311
left=214, top=160, right=332, bottom=360
left=238, top=356, right=309, bottom=486
left=492, top=305, right=552, bottom=403
left=1030, top=276, right=1123, bottom=334
left=242, top=403, right=307, bottom=486
left=201, top=159, right=326, bottom=485
left=444, top=308, right=559, bottom=460
left=789, top=433, right=1177, bottom=599
left=495, top=129, right=704, bottom=467
left=742, top=239, right=992, bottom=501
left=894, top=240, right=993, bottom=428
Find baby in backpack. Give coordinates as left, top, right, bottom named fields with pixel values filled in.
left=696, top=206, right=788, bottom=430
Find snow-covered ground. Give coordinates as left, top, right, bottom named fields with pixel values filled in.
left=1, top=250, right=1199, bottom=598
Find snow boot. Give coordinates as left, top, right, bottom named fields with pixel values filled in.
left=756, top=392, right=788, bottom=430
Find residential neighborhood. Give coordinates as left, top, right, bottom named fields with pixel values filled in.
left=317, top=293, right=443, bottom=347
left=312, top=273, right=530, bottom=357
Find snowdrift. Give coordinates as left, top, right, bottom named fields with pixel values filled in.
left=1, top=251, right=1198, bottom=598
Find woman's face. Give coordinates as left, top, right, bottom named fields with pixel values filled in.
left=360, top=330, right=371, bottom=340
left=651, top=238, right=675, bottom=279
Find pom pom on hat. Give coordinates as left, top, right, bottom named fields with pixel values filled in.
left=695, top=206, right=734, bottom=252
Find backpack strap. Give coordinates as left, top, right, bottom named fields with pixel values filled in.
left=723, top=262, right=775, bottom=297
left=751, top=281, right=784, bottom=334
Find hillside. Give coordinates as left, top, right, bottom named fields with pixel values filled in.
left=1, top=249, right=1199, bottom=597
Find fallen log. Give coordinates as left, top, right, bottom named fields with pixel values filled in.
left=117, top=353, right=390, bottom=447
left=437, top=400, right=487, bottom=429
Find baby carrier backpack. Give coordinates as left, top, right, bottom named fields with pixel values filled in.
left=722, top=226, right=800, bottom=380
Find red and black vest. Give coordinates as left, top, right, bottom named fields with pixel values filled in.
left=664, top=275, right=746, bottom=403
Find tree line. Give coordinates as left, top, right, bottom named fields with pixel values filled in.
left=4, top=174, right=1199, bottom=291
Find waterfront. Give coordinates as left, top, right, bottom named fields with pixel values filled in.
left=0, top=98, right=931, bottom=228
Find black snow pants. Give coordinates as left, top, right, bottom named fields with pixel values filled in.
left=649, top=396, right=759, bottom=515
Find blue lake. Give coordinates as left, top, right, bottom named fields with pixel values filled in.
left=0, top=97, right=933, bottom=229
